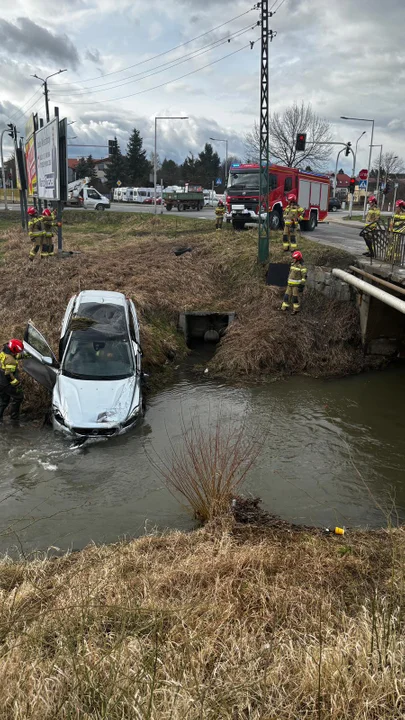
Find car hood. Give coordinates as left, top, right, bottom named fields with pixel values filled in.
left=53, top=374, right=140, bottom=428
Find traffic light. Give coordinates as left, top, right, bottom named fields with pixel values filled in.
left=345, top=142, right=352, bottom=157
left=349, top=177, right=356, bottom=194
left=295, top=133, right=306, bottom=152
left=7, top=123, right=16, bottom=141
left=108, top=139, right=117, bottom=155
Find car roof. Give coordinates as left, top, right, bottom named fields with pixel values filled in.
left=74, top=290, right=127, bottom=307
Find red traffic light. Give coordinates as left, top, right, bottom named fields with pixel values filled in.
left=349, top=177, right=356, bottom=194
left=295, top=132, right=307, bottom=151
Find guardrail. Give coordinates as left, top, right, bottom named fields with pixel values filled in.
left=360, top=222, right=405, bottom=269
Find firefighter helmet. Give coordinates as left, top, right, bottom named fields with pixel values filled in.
left=218, top=200, right=224, bottom=206
left=8, top=339, right=24, bottom=355
left=396, top=199, right=405, bottom=208
left=369, top=196, right=377, bottom=205
left=27, top=206, right=37, bottom=216
left=291, top=251, right=303, bottom=261
left=42, top=208, right=52, bottom=217
left=287, top=193, right=297, bottom=203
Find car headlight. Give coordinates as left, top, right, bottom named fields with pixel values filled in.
left=123, top=405, right=141, bottom=427
left=53, top=406, right=66, bottom=426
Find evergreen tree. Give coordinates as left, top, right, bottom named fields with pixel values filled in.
left=86, top=154, right=97, bottom=184
left=126, top=128, right=150, bottom=185
left=195, top=143, right=221, bottom=189
left=105, top=138, right=128, bottom=188
left=181, top=153, right=199, bottom=185
left=75, top=156, right=89, bottom=179
left=160, top=158, right=181, bottom=186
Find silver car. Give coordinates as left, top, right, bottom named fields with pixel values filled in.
left=23, top=290, right=143, bottom=439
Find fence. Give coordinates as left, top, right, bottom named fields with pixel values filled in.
left=361, top=222, right=405, bottom=270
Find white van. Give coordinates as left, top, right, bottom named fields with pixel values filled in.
left=78, top=187, right=110, bottom=211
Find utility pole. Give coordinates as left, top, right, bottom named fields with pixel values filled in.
left=0, top=129, right=9, bottom=210
left=31, top=69, right=67, bottom=123
left=258, top=1, right=275, bottom=264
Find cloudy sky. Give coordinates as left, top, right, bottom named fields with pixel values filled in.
left=0, top=0, right=404, bottom=173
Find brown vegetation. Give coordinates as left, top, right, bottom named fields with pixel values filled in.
left=0, top=212, right=363, bottom=414
left=0, top=520, right=404, bottom=718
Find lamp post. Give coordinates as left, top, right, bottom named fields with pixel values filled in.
left=370, top=144, right=383, bottom=205
left=0, top=129, right=8, bottom=210
left=348, top=131, right=366, bottom=219
left=334, top=148, right=345, bottom=196
left=209, top=137, right=228, bottom=195
left=154, top=116, right=188, bottom=215
left=31, top=69, right=67, bottom=123
left=341, top=116, right=374, bottom=219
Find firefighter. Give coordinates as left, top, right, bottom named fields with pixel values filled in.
left=41, top=207, right=59, bottom=257
left=215, top=200, right=226, bottom=230
left=281, top=250, right=307, bottom=314
left=386, top=200, right=405, bottom=263
left=282, top=194, right=304, bottom=251
left=0, top=339, right=25, bottom=427
left=362, top=195, right=381, bottom=257
left=28, top=206, right=44, bottom=261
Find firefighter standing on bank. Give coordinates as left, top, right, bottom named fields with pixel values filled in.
left=28, top=206, right=44, bottom=261
left=215, top=200, right=226, bottom=230
left=282, top=193, right=304, bottom=251
left=362, top=195, right=381, bottom=257
left=386, top=199, right=405, bottom=263
left=42, top=208, right=60, bottom=256
left=0, top=339, right=25, bottom=427
left=281, top=251, right=307, bottom=314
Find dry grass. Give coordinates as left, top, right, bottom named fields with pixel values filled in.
left=152, top=415, right=263, bottom=522
left=0, top=523, right=405, bottom=719
left=0, top=212, right=364, bottom=413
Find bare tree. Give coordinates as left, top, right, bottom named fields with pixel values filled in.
left=244, top=102, right=333, bottom=169
left=373, top=151, right=405, bottom=179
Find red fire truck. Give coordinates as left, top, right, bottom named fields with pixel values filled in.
left=226, top=163, right=330, bottom=231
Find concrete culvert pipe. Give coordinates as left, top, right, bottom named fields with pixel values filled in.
left=204, top=329, right=220, bottom=343
left=332, top=269, right=405, bottom=314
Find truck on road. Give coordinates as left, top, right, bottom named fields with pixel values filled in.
left=226, top=163, right=330, bottom=231
left=67, top=178, right=110, bottom=211
left=163, top=185, right=205, bottom=212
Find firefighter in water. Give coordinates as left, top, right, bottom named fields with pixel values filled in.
left=362, top=195, right=381, bottom=257
left=281, top=250, right=307, bottom=314
left=42, top=207, right=60, bottom=256
left=282, top=194, right=304, bottom=251
left=215, top=200, right=226, bottom=230
left=28, top=206, right=44, bottom=261
left=0, top=339, right=25, bottom=427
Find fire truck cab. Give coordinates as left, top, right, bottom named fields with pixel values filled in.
left=226, top=163, right=330, bottom=232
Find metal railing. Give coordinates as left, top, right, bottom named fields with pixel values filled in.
left=360, top=221, right=405, bottom=269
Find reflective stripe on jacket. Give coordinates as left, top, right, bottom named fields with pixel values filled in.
left=215, top=206, right=226, bottom=217
left=0, top=347, right=20, bottom=386
left=284, top=205, right=304, bottom=225
left=390, top=211, right=405, bottom=234
left=28, top=217, right=43, bottom=239
left=42, top=214, right=58, bottom=236
left=365, top=208, right=380, bottom=228
left=287, top=262, right=307, bottom=286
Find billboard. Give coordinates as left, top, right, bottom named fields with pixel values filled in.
left=36, top=118, right=60, bottom=200
left=25, top=135, right=37, bottom=196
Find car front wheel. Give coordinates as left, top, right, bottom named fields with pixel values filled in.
left=331, top=205, right=338, bottom=212
left=95, top=204, right=105, bottom=212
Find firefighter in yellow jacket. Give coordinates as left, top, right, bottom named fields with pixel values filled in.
left=386, top=199, right=405, bottom=263
left=27, top=206, right=44, bottom=261
left=0, top=339, right=25, bottom=427
left=42, top=207, right=59, bottom=256
left=362, top=195, right=380, bottom=257
left=215, top=200, right=226, bottom=230
left=282, top=193, right=304, bottom=251
left=281, top=251, right=307, bottom=314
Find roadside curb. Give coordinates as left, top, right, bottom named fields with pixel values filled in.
left=326, top=218, right=363, bottom=230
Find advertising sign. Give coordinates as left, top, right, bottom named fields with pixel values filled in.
left=36, top=118, right=60, bottom=200
left=25, top=114, right=36, bottom=141
left=25, top=135, right=37, bottom=196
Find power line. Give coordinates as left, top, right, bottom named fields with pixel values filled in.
left=49, top=6, right=256, bottom=88
left=6, top=89, right=43, bottom=122
left=54, top=24, right=256, bottom=97
left=273, top=0, right=287, bottom=12
left=53, top=40, right=258, bottom=107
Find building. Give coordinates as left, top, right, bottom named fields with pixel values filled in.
left=68, top=159, right=79, bottom=183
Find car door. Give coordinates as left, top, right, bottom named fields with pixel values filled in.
left=23, top=321, right=59, bottom=391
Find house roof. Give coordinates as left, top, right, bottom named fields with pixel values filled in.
left=68, top=159, right=79, bottom=170
left=93, top=158, right=109, bottom=166
left=336, top=173, right=350, bottom=187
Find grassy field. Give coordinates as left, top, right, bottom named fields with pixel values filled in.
left=0, top=210, right=364, bottom=414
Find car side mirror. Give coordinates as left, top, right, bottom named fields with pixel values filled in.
left=43, top=356, right=54, bottom=366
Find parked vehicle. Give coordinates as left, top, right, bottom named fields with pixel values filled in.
left=67, top=178, right=110, bottom=211
left=203, top=189, right=218, bottom=206
left=226, top=163, right=330, bottom=231
left=22, top=290, right=143, bottom=439
left=328, top=197, right=341, bottom=212
left=164, top=185, right=204, bottom=212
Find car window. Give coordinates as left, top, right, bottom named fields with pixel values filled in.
left=24, top=324, right=55, bottom=360
left=62, top=335, right=134, bottom=381
left=87, top=189, right=100, bottom=199
left=269, top=173, right=277, bottom=191
left=284, top=177, right=293, bottom=192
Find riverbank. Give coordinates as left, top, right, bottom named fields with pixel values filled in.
left=0, top=211, right=368, bottom=413
left=1, top=515, right=404, bottom=719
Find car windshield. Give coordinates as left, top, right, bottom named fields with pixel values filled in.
left=61, top=302, right=134, bottom=380
left=228, top=171, right=259, bottom=190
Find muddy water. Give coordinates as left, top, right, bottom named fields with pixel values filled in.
left=1, top=362, right=405, bottom=556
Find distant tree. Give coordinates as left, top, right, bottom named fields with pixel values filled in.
left=195, top=143, right=221, bottom=188
left=244, top=102, right=332, bottom=169
left=338, top=168, right=344, bottom=175
left=105, top=138, right=128, bottom=188
left=127, top=128, right=150, bottom=185
left=86, top=154, right=97, bottom=184
left=181, top=153, right=199, bottom=184
left=373, top=151, right=405, bottom=179
left=305, top=165, right=312, bottom=172
left=161, top=158, right=181, bottom=186
left=75, top=156, right=89, bottom=179
left=4, top=155, right=16, bottom=186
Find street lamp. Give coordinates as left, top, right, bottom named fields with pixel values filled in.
left=209, top=137, right=229, bottom=194
left=0, top=129, right=9, bottom=210
left=31, top=69, right=67, bottom=123
left=154, top=116, right=188, bottom=214
left=341, top=116, right=374, bottom=219
left=348, top=131, right=366, bottom=219
left=371, top=144, right=383, bottom=205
